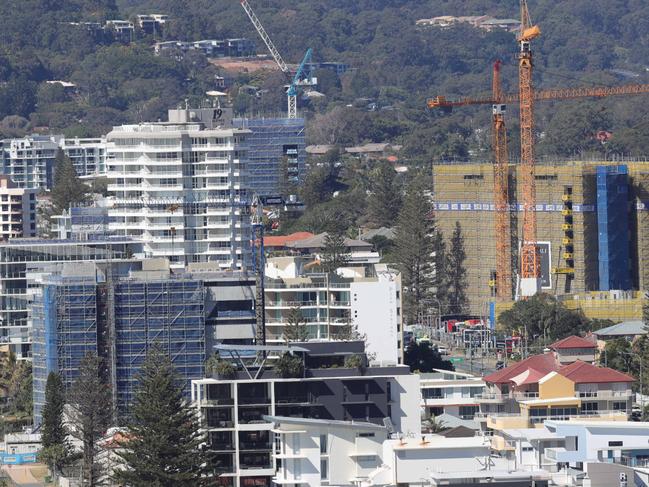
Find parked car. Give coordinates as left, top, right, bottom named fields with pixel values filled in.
left=437, top=346, right=449, bottom=356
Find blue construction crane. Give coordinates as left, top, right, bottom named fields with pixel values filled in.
left=286, top=48, right=313, bottom=118
left=240, top=0, right=315, bottom=118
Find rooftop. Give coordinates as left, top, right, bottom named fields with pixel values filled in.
left=559, top=360, right=634, bottom=383
left=287, top=232, right=372, bottom=250
left=483, top=353, right=557, bottom=384
left=264, top=232, right=314, bottom=248
left=594, top=320, right=647, bottom=337
left=550, top=335, right=596, bottom=350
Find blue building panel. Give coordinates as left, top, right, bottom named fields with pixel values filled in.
left=596, top=165, right=631, bottom=291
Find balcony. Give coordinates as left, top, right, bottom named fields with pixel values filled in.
left=239, top=441, right=272, bottom=451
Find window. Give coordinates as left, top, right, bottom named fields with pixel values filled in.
left=320, top=459, right=328, bottom=480
left=613, top=402, right=627, bottom=411
left=464, top=174, right=484, bottom=180
left=459, top=406, right=478, bottom=419
left=358, top=432, right=375, bottom=438
left=320, top=435, right=327, bottom=454
left=423, top=388, right=443, bottom=399
left=609, top=441, right=623, bottom=447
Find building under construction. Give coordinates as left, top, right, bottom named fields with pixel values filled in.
left=432, top=159, right=649, bottom=317
left=233, top=117, right=306, bottom=197
left=31, top=260, right=205, bottom=424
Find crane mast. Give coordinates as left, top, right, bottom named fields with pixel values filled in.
left=239, top=0, right=288, bottom=73
left=491, top=60, right=512, bottom=300
left=517, top=0, right=541, bottom=296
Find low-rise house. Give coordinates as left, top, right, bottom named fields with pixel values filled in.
left=345, top=143, right=400, bottom=161
left=477, top=343, right=634, bottom=433
left=550, top=335, right=597, bottom=365
left=0, top=431, right=41, bottom=465
left=594, top=320, right=647, bottom=341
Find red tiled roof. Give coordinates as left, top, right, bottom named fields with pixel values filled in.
left=559, top=360, right=635, bottom=384
left=483, top=353, right=558, bottom=384
left=264, top=232, right=314, bottom=248
left=550, top=335, right=596, bottom=350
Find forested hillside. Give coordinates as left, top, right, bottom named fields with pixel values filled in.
left=1, top=0, right=649, bottom=159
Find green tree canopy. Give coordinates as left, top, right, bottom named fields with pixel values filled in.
left=394, top=176, right=435, bottom=323
left=404, top=342, right=454, bottom=373
left=67, top=353, right=113, bottom=487
left=283, top=307, right=309, bottom=343
left=498, top=294, right=590, bottom=344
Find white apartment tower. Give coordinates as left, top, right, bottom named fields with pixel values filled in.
left=106, top=108, right=252, bottom=268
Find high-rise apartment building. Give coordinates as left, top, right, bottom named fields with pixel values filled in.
left=232, top=118, right=305, bottom=198
left=31, top=260, right=206, bottom=424
left=106, top=108, right=252, bottom=269
left=0, top=176, right=37, bottom=240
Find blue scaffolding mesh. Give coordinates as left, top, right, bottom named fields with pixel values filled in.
left=597, top=165, right=631, bottom=291
left=232, top=117, right=306, bottom=197
left=32, top=274, right=206, bottom=423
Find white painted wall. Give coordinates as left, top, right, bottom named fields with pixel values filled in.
left=351, top=271, right=401, bottom=365
left=393, top=374, right=422, bottom=437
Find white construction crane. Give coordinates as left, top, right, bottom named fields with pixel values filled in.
left=239, top=0, right=315, bottom=118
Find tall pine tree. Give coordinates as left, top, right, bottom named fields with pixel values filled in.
left=283, top=307, right=309, bottom=343
left=114, top=348, right=213, bottom=487
left=394, top=176, right=435, bottom=324
left=447, top=221, right=468, bottom=314
left=40, top=372, right=70, bottom=475
left=51, top=148, right=89, bottom=213
left=67, top=353, right=113, bottom=487
left=367, top=161, right=402, bottom=227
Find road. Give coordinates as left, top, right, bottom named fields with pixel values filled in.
left=436, top=340, right=499, bottom=377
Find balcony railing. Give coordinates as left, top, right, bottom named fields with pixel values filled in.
left=577, top=390, right=631, bottom=399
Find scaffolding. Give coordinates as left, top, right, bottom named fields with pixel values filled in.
left=431, top=159, right=649, bottom=319
left=32, top=271, right=207, bottom=422
left=232, top=117, right=306, bottom=197
left=113, top=278, right=205, bottom=413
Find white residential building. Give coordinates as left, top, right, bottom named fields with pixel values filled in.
left=0, top=135, right=109, bottom=190
left=420, top=369, right=486, bottom=420
left=0, top=176, right=37, bottom=240
left=106, top=108, right=252, bottom=269
left=57, top=136, right=108, bottom=177
left=269, top=416, right=550, bottom=487
left=270, top=416, right=388, bottom=487
left=265, top=257, right=403, bottom=365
